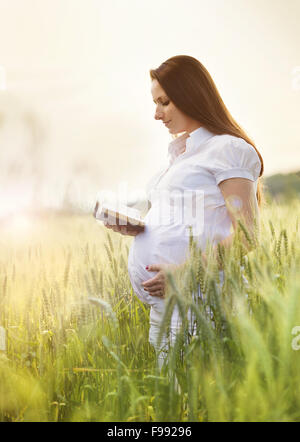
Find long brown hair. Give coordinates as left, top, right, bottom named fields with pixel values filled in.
left=149, top=55, right=264, bottom=207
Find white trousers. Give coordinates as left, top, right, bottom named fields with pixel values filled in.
left=149, top=270, right=226, bottom=369
left=148, top=268, right=251, bottom=369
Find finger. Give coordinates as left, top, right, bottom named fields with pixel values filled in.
left=142, top=276, right=162, bottom=287
left=128, top=225, right=145, bottom=233
left=143, top=274, right=165, bottom=287
left=143, top=283, right=163, bottom=292
left=147, top=265, right=163, bottom=272
left=149, top=290, right=165, bottom=297
left=104, top=221, right=115, bottom=229
left=127, top=228, right=142, bottom=235
left=127, top=230, right=139, bottom=236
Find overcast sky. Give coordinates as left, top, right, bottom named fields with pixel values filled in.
left=0, top=0, right=299, bottom=211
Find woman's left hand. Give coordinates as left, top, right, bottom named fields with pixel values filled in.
left=141, top=254, right=210, bottom=298
left=141, top=264, right=169, bottom=298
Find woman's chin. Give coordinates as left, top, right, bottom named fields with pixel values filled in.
left=168, top=126, right=183, bottom=135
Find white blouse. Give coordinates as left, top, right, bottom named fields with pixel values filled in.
left=127, top=126, right=262, bottom=306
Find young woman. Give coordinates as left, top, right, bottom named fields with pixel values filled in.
left=104, top=55, right=264, bottom=365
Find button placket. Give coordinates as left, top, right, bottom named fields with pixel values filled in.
left=153, top=165, right=171, bottom=190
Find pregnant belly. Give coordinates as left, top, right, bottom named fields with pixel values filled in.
left=127, top=222, right=191, bottom=305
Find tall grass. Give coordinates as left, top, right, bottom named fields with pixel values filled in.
left=0, top=200, right=299, bottom=421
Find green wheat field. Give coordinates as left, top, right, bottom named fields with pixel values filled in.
left=0, top=199, right=299, bottom=422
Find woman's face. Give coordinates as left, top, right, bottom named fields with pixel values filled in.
left=151, top=79, right=201, bottom=135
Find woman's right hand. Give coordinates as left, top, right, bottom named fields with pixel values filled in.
left=103, top=221, right=144, bottom=236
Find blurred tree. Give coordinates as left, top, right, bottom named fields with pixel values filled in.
left=264, top=171, right=300, bottom=203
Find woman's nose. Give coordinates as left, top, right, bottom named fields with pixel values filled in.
left=154, top=109, right=164, bottom=120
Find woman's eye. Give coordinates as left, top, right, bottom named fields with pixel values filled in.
left=153, top=100, right=170, bottom=106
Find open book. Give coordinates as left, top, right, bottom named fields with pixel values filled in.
left=93, top=200, right=145, bottom=231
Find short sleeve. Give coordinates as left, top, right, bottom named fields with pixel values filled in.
left=211, top=136, right=262, bottom=185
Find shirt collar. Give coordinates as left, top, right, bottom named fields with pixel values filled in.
left=167, top=126, right=215, bottom=165
left=168, top=132, right=190, bottom=164
left=185, top=126, right=215, bottom=152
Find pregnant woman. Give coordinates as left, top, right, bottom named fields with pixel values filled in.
left=104, top=55, right=264, bottom=366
